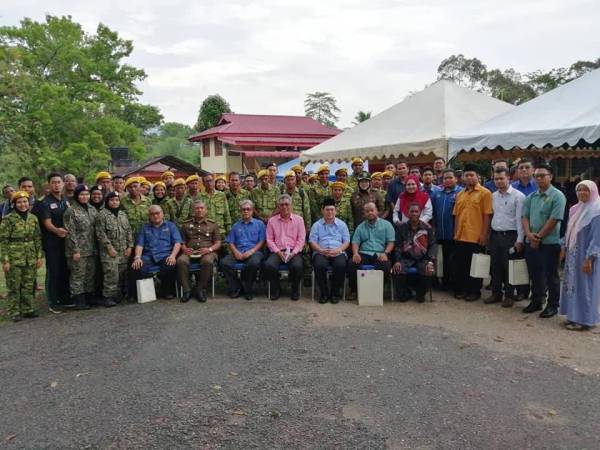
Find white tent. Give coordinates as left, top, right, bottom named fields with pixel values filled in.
left=301, top=80, right=514, bottom=163
left=449, top=68, right=600, bottom=158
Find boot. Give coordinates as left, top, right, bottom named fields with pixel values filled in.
left=75, top=294, right=90, bottom=310
left=103, top=297, right=117, bottom=307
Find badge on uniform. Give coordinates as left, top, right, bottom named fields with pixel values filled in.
left=50, top=203, right=57, bottom=209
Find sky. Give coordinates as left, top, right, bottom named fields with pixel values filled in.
left=3, top=0, right=600, bottom=128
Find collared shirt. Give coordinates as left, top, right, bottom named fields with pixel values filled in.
left=492, top=186, right=525, bottom=243
left=309, top=218, right=350, bottom=252
left=453, top=184, right=493, bottom=244
left=352, top=217, right=395, bottom=256
left=431, top=185, right=463, bottom=241
left=422, top=183, right=441, bottom=195
left=512, top=179, right=538, bottom=196
left=385, top=178, right=405, bottom=206
left=1, top=201, right=11, bottom=218
left=136, top=220, right=182, bottom=263
left=34, top=194, right=70, bottom=250
left=226, top=218, right=266, bottom=253
left=266, top=213, right=306, bottom=254
left=522, top=185, right=566, bottom=245
left=484, top=179, right=497, bottom=193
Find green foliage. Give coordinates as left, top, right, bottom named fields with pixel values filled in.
left=145, top=122, right=199, bottom=165
left=304, top=91, right=340, bottom=128
left=0, top=15, right=162, bottom=185
left=437, top=54, right=488, bottom=91
left=352, top=110, right=371, bottom=125
left=194, top=94, right=232, bottom=132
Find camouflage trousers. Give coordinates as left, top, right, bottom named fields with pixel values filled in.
left=101, top=256, right=128, bottom=298
left=67, top=255, right=96, bottom=296
left=5, top=265, right=37, bottom=318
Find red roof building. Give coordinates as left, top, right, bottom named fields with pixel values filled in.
left=188, top=113, right=339, bottom=174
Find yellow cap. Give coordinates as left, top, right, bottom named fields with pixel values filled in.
left=215, top=175, right=227, bottom=182
left=95, top=171, right=112, bottom=182
left=291, top=165, right=303, bottom=173
left=351, top=157, right=364, bottom=165
left=309, top=174, right=318, bottom=181
left=330, top=181, right=345, bottom=190
left=153, top=181, right=166, bottom=190
left=383, top=171, right=394, bottom=178
left=124, top=177, right=140, bottom=188
left=11, top=191, right=29, bottom=203
left=185, top=174, right=200, bottom=184
left=161, top=170, right=175, bottom=180
left=284, top=170, right=296, bottom=179
left=317, top=164, right=330, bottom=174
left=335, top=167, right=348, bottom=176
left=257, top=169, right=269, bottom=179
left=140, top=178, right=151, bottom=187
left=371, top=172, right=382, bottom=179
left=173, top=178, right=186, bottom=187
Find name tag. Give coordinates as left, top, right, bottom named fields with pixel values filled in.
left=50, top=203, right=57, bottom=209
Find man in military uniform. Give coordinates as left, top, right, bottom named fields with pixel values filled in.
left=161, top=170, right=176, bottom=190
left=370, top=172, right=387, bottom=198
left=291, top=164, right=305, bottom=188
left=200, top=173, right=231, bottom=237
left=382, top=171, right=393, bottom=193
left=334, top=167, right=355, bottom=200
left=309, top=165, right=331, bottom=223
left=226, top=172, right=250, bottom=223
left=215, top=175, right=228, bottom=192
left=177, top=201, right=221, bottom=302
left=347, top=158, right=364, bottom=190
left=251, top=169, right=279, bottom=223
left=282, top=171, right=312, bottom=230
left=350, top=172, right=385, bottom=227
left=0, top=191, right=43, bottom=321
left=95, top=171, right=113, bottom=193
left=120, top=177, right=152, bottom=237
left=331, top=181, right=354, bottom=234
left=186, top=174, right=202, bottom=203
left=164, top=178, right=192, bottom=228
left=266, top=162, right=282, bottom=189
left=112, top=175, right=126, bottom=195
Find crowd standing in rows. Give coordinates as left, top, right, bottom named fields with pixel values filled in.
left=0, top=157, right=598, bottom=332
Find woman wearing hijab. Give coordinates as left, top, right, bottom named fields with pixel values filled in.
left=64, top=185, right=98, bottom=310
left=559, top=180, right=600, bottom=330
left=152, top=181, right=168, bottom=206
left=89, top=185, right=105, bottom=210
left=393, top=175, right=432, bottom=225
left=95, top=192, right=134, bottom=306
left=0, top=191, right=43, bottom=321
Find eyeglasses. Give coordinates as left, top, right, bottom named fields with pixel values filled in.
left=240, top=207, right=252, bottom=211
left=279, top=203, right=291, bottom=206
left=149, top=212, right=161, bottom=215
left=534, top=173, right=550, bottom=178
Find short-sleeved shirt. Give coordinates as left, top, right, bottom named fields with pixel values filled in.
left=34, top=194, right=70, bottom=250
left=453, top=184, right=493, bottom=244
left=226, top=218, right=266, bottom=253
left=309, top=218, right=350, bottom=250
left=136, top=221, right=183, bottom=263
left=180, top=217, right=221, bottom=250
left=352, top=217, right=395, bottom=256
left=521, top=185, right=566, bottom=245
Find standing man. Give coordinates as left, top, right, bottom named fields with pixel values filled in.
left=385, top=161, right=409, bottom=220
left=484, top=160, right=509, bottom=193
left=282, top=171, right=312, bottom=231
left=486, top=168, right=525, bottom=307
left=347, top=158, right=364, bottom=190
left=185, top=174, right=202, bottom=203
left=219, top=199, right=265, bottom=300
left=17, top=177, right=37, bottom=211
left=264, top=194, right=306, bottom=301
left=95, top=171, right=113, bottom=193
left=226, top=172, right=251, bottom=224
left=164, top=178, right=192, bottom=228
left=350, top=172, right=384, bottom=228
left=267, top=162, right=280, bottom=188
left=382, top=171, right=393, bottom=194
left=309, top=165, right=332, bottom=223
left=384, top=163, right=397, bottom=177
left=244, top=174, right=256, bottom=192
left=112, top=175, right=126, bottom=195
left=63, top=174, right=77, bottom=203
left=334, top=168, right=355, bottom=200
left=200, top=173, right=231, bottom=237
left=421, top=167, right=442, bottom=195
left=512, top=158, right=537, bottom=196
left=330, top=182, right=354, bottom=234
left=521, top=164, right=566, bottom=318
left=452, top=164, right=493, bottom=301
left=1, top=185, right=15, bottom=219
left=291, top=164, right=305, bottom=187
left=121, top=177, right=152, bottom=237
left=177, top=201, right=221, bottom=302
left=251, top=170, right=279, bottom=224
left=161, top=171, right=175, bottom=189
left=433, top=157, right=446, bottom=185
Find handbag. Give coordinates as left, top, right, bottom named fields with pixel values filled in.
left=469, top=253, right=491, bottom=278
left=508, top=259, right=530, bottom=285
left=136, top=278, right=157, bottom=303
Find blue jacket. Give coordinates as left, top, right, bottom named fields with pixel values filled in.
left=431, top=185, right=463, bottom=241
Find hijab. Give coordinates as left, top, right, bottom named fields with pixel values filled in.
left=104, top=191, right=121, bottom=217
left=73, top=184, right=90, bottom=208
left=89, top=185, right=104, bottom=210
left=565, top=180, right=600, bottom=249
left=399, top=175, right=429, bottom=217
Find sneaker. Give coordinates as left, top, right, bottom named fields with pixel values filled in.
left=49, top=306, right=63, bottom=314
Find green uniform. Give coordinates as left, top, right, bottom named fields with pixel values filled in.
left=350, top=189, right=384, bottom=228
left=309, top=182, right=331, bottom=223
left=347, top=174, right=362, bottom=190
left=251, top=184, right=279, bottom=223
left=95, top=208, right=134, bottom=299
left=226, top=189, right=251, bottom=223
left=64, top=203, right=97, bottom=296
left=282, top=186, right=312, bottom=232
left=342, top=184, right=355, bottom=201
left=334, top=197, right=354, bottom=234
left=0, top=212, right=42, bottom=318
left=164, top=196, right=193, bottom=229
left=121, top=194, right=152, bottom=237
left=199, top=190, right=232, bottom=236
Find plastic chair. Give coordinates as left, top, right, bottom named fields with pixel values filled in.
left=311, top=266, right=347, bottom=301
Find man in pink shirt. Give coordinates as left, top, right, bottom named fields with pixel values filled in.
left=264, top=194, right=306, bottom=300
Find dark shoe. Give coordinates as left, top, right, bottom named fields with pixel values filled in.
left=270, top=286, right=280, bottom=301
left=465, top=293, right=481, bottom=302
left=229, top=288, right=242, bottom=299
left=180, top=291, right=191, bottom=303
left=501, top=296, right=514, bottom=308
left=318, top=294, right=328, bottom=304
left=11, top=315, right=22, bottom=322
left=539, top=305, right=558, bottom=318
left=523, top=302, right=542, bottom=313
left=397, top=294, right=410, bottom=302
left=454, top=292, right=466, bottom=299
left=565, top=322, right=591, bottom=331
left=347, top=291, right=357, bottom=301
left=515, top=293, right=527, bottom=301
left=75, top=295, right=90, bottom=311
left=416, top=294, right=426, bottom=303
left=291, top=287, right=300, bottom=301
left=49, top=306, right=63, bottom=314
left=244, top=293, right=253, bottom=301
left=103, top=297, right=117, bottom=307
left=164, top=291, right=175, bottom=300
left=484, top=294, right=502, bottom=304
left=23, top=311, right=38, bottom=318
left=197, top=289, right=207, bottom=303
left=330, top=297, right=339, bottom=304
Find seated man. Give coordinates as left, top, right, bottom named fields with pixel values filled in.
left=177, top=201, right=221, bottom=303
left=264, top=194, right=306, bottom=301
left=392, top=203, right=436, bottom=302
left=131, top=205, right=182, bottom=299
left=309, top=197, right=350, bottom=304
left=347, top=202, right=395, bottom=298
left=219, top=199, right=265, bottom=300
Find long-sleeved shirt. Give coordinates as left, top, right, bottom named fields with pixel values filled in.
left=431, top=185, right=463, bottom=241
left=266, top=213, right=306, bottom=255
left=491, top=186, right=525, bottom=243
left=309, top=218, right=350, bottom=254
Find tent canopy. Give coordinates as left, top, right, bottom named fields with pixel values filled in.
left=301, top=80, right=514, bottom=163
left=449, top=68, right=600, bottom=158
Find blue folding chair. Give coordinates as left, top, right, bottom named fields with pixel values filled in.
left=311, top=266, right=346, bottom=301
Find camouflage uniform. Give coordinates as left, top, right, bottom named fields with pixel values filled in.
left=121, top=195, right=152, bottom=237
left=309, top=182, right=331, bottom=224
left=342, top=184, right=355, bottom=201
left=95, top=208, right=133, bottom=299
left=199, top=190, right=232, bottom=236
left=226, top=189, right=251, bottom=223
left=350, top=189, right=384, bottom=228
left=164, top=196, right=193, bottom=229
left=251, top=184, right=279, bottom=223
left=333, top=197, right=355, bottom=234
left=64, top=203, right=97, bottom=296
left=347, top=174, right=361, bottom=190
left=0, top=212, right=42, bottom=318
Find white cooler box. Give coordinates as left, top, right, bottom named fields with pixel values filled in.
left=357, top=269, right=384, bottom=306
left=137, top=278, right=157, bottom=303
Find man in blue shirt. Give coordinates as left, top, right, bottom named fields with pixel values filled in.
left=483, top=160, right=509, bottom=193
left=131, top=205, right=182, bottom=299
left=385, top=161, right=409, bottom=222
left=512, top=158, right=537, bottom=196
left=431, top=169, right=462, bottom=291
left=421, top=167, right=442, bottom=195
left=219, top=199, right=266, bottom=300
left=309, top=197, right=350, bottom=304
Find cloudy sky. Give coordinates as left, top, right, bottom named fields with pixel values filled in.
left=4, top=0, right=600, bottom=128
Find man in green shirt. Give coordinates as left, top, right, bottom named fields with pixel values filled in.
left=521, top=163, right=566, bottom=318
left=251, top=169, right=279, bottom=223
left=226, top=172, right=250, bottom=223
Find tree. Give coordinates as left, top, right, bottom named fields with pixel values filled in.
left=437, top=54, right=487, bottom=91
left=145, top=122, right=199, bottom=165
left=194, top=94, right=231, bottom=132
left=486, top=68, right=536, bottom=104
left=304, top=92, right=340, bottom=128
left=0, top=15, right=162, bottom=184
left=352, top=110, right=371, bottom=125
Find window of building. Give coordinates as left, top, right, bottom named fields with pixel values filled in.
left=215, top=139, right=223, bottom=156
left=202, top=140, right=210, bottom=158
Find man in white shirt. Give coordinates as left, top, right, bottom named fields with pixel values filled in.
left=485, top=168, right=525, bottom=307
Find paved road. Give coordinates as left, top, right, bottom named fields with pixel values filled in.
left=1, top=296, right=599, bottom=449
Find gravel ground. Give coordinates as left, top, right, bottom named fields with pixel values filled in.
left=1, top=292, right=600, bottom=449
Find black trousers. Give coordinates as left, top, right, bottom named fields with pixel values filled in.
left=394, top=273, right=432, bottom=299
left=347, top=253, right=391, bottom=292
left=313, top=253, right=347, bottom=297
left=525, top=243, right=561, bottom=307
left=453, top=241, right=484, bottom=295
left=129, top=257, right=177, bottom=298
left=44, top=245, right=70, bottom=307
left=219, top=252, right=264, bottom=294
left=263, top=253, right=303, bottom=292
left=489, top=230, right=517, bottom=297
left=438, top=239, right=456, bottom=289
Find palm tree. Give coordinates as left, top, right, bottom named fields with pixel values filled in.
left=352, top=110, right=371, bottom=125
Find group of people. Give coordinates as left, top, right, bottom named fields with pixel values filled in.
left=0, top=157, right=598, bottom=332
